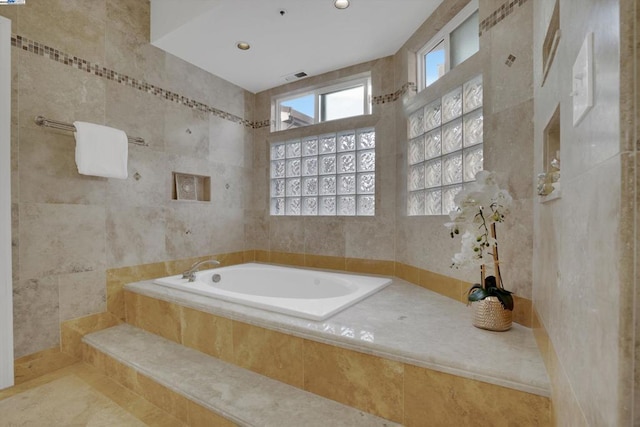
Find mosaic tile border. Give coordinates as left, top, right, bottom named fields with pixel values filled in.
left=479, top=0, right=530, bottom=36
left=11, top=33, right=417, bottom=130
left=372, top=82, right=416, bottom=105
left=10, top=34, right=269, bottom=129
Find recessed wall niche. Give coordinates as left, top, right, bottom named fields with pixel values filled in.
left=541, top=0, right=560, bottom=86
left=172, top=172, right=211, bottom=202
left=539, top=105, right=561, bottom=201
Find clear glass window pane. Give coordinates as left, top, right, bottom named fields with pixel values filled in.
left=321, top=85, right=365, bottom=122
left=279, top=94, right=315, bottom=130
left=425, top=40, right=446, bottom=87
left=450, top=11, right=479, bottom=68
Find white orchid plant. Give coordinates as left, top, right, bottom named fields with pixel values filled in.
left=444, top=170, right=514, bottom=310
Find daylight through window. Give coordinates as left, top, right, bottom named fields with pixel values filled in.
left=270, top=128, right=376, bottom=216
left=407, top=75, right=483, bottom=216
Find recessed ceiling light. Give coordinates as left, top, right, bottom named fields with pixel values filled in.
left=334, top=0, right=349, bottom=9
left=236, top=41, right=251, bottom=50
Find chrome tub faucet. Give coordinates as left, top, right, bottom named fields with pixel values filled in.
left=181, top=259, right=220, bottom=282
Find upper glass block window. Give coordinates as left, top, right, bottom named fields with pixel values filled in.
left=273, top=74, right=371, bottom=131
left=271, top=128, right=375, bottom=216
left=417, top=1, right=479, bottom=90
left=407, top=75, right=483, bottom=216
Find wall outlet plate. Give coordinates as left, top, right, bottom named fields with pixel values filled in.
left=572, top=33, right=594, bottom=126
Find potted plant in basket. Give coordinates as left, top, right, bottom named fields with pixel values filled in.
left=444, top=170, right=514, bottom=331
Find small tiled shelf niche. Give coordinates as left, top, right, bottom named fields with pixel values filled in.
left=407, top=74, right=484, bottom=216
left=541, top=0, right=560, bottom=86
left=270, top=128, right=376, bottom=216
left=172, top=172, right=211, bottom=202
left=539, top=105, right=561, bottom=202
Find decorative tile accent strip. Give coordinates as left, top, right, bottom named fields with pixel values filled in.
left=372, top=82, right=416, bottom=105
left=479, top=0, right=530, bottom=36
left=10, top=34, right=267, bottom=129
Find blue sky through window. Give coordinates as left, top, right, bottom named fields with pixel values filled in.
left=425, top=47, right=445, bottom=87
left=282, top=94, right=315, bottom=117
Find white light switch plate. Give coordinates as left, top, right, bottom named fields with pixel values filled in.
left=572, top=33, right=593, bottom=126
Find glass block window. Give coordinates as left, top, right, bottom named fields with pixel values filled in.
left=407, top=74, right=483, bottom=216
left=271, top=128, right=375, bottom=216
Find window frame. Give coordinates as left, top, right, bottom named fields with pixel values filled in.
left=273, top=74, right=372, bottom=131
left=417, top=0, right=478, bottom=90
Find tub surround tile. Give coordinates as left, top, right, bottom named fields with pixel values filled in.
left=181, top=307, right=234, bottom=363
left=136, top=373, right=191, bottom=424
left=304, top=340, right=404, bottom=422
left=345, top=258, right=395, bottom=276
left=125, top=291, right=181, bottom=343
left=107, top=262, right=170, bottom=320
left=187, top=401, right=237, bottom=427
left=61, top=312, right=122, bottom=360
left=232, top=321, right=304, bottom=388
left=304, top=254, right=346, bottom=271
left=404, top=363, right=550, bottom=426
left=270, top=251, right=306, bottom=267
left=125, top=276, right=549, bottom=397
left=85, top=324, right=398, bottom=427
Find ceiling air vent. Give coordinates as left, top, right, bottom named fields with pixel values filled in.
left=283, top=71, right=308, bottom=82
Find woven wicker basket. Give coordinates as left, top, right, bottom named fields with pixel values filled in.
left=471, top=296, right=513, bottom=331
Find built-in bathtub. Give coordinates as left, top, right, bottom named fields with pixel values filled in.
left=152, top=263, right=392, bottom=321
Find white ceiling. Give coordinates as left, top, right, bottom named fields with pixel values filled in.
left=150, top=0, right=445, bottom=94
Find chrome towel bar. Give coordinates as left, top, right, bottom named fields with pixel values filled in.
left=34, top=115, right=147, bottom=146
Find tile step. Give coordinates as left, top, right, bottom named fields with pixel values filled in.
left=82, top=324, right=399, bottom=427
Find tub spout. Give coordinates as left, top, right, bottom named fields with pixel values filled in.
left=181, top=259, right=220, bottom=282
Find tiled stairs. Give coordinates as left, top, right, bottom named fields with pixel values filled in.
left=82, top=323, right=397, bottom=427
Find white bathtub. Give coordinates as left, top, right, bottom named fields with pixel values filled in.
left=152, top=263, right=392, bottom=321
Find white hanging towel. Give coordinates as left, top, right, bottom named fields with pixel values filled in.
left=73, top=121, right=128, bottom=179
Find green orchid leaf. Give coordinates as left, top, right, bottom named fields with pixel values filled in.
left=467, top=286, right=488, bottom=303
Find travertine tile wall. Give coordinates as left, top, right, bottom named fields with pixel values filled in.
left=2, top=0, right=253, bottom=358
left=533, top=0, right=637, bottom=425
left=394, top=0, right=535, bottom=300
left=250, top=58, right=398, bottom=263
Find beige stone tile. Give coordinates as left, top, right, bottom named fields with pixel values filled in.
left=106, top=205, right=167, bottom=268
left=181, top=306, right=234, bottom=363
left=303, top=217, right=346, bottom=257
left=107, top=262, right=170, bottom=320
left=209, top=115, right=247, bottom=168
left=304, top=254, right=346, bottom=271
left=58, top=270, right=107, bottom=322
left=17, top=50, right=105, bottom=131
left=344, top=216, right=395, bottom=262
left=254, top=250, right=270, bottom=262
left=164, top=101, right=210, bottom=159
left=269, top=217, right=306, bottom=254
left=419, top=268, right=468, bottom=303
left=270, top=251, right=305, bottom=267
left=136, top=373, right=190, bottom=424
left=166, top=203, right=219, bottom=260
left=0, top=2, right=17, bottom=20
left=18, top=127, right=107, bottom=205
left=17, top=0, right=106, bottom=64
left=303, top=340, right=404, bottom=422
left=13, top=347, right=77, bottom=385
left=188, top=401, right=237, bottom=427
left=512, top=295, right=532, bottom=327
left=19, top=203, right=106, bottom=278
left=395, top=262, right=421, bottom=285
left=0, top=375, right=146, bottom=426
left=345, top=257, right=395, bottom=276
left=404, top=364, right=551, bottom=426
left=61, top=312, right=122, bottom=359
left=232, top=321, right=304, bottom=388
left=125, top=291, right=182, bottom=343
left=13, top=276, right=60, bottom=358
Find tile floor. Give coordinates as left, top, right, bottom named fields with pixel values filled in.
left=0, top=363, right=185, bottom=427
